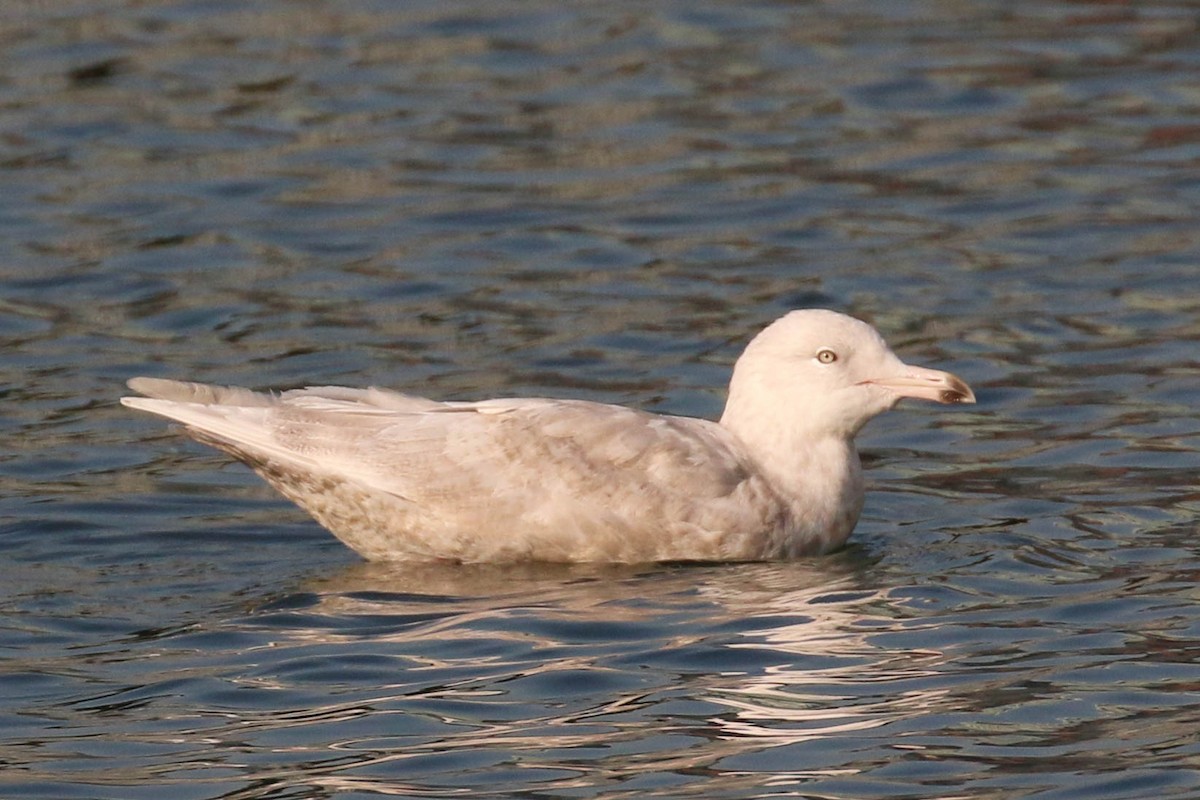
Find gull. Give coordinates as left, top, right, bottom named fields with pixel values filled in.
left=122, top=309, right=974, bottom=563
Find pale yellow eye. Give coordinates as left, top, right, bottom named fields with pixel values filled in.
left=816, top=348, right=838, bottom=364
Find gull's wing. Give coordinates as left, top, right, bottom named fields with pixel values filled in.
left=122, top=379, right=787, bottom=561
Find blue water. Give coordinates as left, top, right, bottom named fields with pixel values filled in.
left=3, top=1, right=1200, bottom=798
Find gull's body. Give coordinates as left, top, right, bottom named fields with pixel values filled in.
left=122, top=310, right=973, bottom=563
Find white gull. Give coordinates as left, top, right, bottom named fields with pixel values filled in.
left=121, top=309, right=974, bottom=563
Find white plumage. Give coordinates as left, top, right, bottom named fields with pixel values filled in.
left=122, top=309, right=973, bottom=563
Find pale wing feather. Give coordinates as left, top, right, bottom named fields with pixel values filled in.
left=353, top=400, right=787, bottom=560
left=254, top=396, right=758, bottom=509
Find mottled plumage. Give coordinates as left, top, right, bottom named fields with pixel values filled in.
left=122, top=310, right=974, bottom=562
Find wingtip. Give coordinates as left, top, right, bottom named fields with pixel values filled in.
left=126, top=376, right=156, bottom=395
left=122, top=377, right=201, bottom=409
left=121, top=377, right=277, bottom=407
left=122, top=378, right=162, bottom=411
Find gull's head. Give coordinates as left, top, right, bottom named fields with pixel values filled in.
left=722, top=309, right=974, bottom=441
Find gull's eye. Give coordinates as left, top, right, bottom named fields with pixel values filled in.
left=816, top=348, right=838, bottom=364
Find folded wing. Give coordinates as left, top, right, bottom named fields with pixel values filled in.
left=123, top=379, right=787, bottom=561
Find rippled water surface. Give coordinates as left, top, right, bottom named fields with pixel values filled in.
left=3, top=1, right=1200, bottom=798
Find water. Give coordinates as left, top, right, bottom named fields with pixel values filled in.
left=3, top=1, right=1199, bottom=797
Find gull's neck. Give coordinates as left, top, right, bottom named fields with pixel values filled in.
left=719, top=373, right=865, bottom=554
